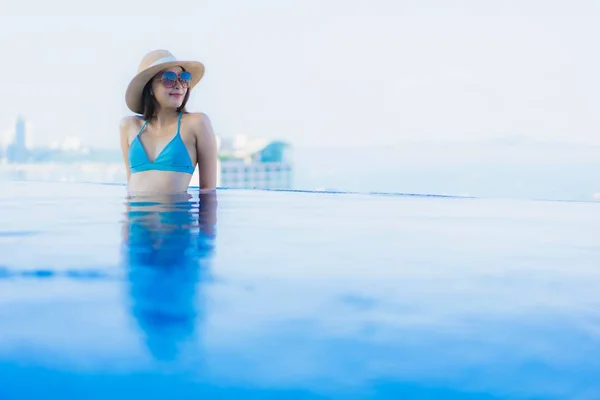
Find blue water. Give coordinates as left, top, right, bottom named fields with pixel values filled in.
left=1, top=180, right=599, bottom=399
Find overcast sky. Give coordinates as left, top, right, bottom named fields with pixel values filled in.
left=1, top=0, right=599, bottom=149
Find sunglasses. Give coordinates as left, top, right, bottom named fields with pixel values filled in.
left=159, top=71, right=192, bottom=89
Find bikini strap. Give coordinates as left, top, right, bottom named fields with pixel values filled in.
left=176, top=111, right=183, bottom=135
left=136, top=119, right=150, bottom=138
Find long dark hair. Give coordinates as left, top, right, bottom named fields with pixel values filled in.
left=140, top=68, right=191, bottom=120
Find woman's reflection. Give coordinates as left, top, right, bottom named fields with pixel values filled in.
left=120, top=191, right=217, bottom=362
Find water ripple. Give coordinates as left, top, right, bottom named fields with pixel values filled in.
left=0, top=266, right=122, bottom=280
left=0, top=231, right=39, bottom=238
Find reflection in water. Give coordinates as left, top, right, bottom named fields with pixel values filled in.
left=120, top=191, right=217, bottom=362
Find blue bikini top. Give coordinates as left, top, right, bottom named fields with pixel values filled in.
left=128, top=112, right=195, bottom=175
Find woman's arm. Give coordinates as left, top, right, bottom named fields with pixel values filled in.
left=119, top=117, right=134, bottom=184
left=194, top=113, right=218, bottom=191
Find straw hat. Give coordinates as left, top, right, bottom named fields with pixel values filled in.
left=125, top=49, right=205, bottom=114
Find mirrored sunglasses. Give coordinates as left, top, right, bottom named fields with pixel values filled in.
left=160, top=71, right=192, bottom=89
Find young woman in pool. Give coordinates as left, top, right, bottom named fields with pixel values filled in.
left=120, top=49, right=218, bottom=195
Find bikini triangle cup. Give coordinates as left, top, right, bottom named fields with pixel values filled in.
left=128, top=112, right=195, bottom=174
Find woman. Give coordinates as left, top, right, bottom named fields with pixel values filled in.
left=120, top=49, right=218, bottom=195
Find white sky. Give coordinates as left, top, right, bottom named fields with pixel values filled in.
left=1, top=0, right=599, bottom=149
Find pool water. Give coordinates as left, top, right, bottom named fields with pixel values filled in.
left=1, top=180, right=599, bottom=399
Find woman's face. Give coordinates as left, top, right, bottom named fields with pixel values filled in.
left=150, top=66, right=191, bottom=110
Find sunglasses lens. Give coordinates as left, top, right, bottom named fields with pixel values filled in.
left=180, top=71, right=192, bottom=82
left=178, top=71, right=191, bottom=88
left=161, top=71, right=177, bottom=87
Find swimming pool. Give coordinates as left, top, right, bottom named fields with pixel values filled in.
left=1, top=179, right=599, bottom=399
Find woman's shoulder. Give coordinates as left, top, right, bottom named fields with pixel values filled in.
left=181, top=112, right=216, bottom=148
left=119, top=115, right=145, bottom=138
left=120, top=115, right=144, bottom=129
left=182, top=112, right=211, bottom=124
left=182, top=112, right=214, bottom=135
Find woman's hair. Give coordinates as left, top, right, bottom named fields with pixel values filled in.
left=140, top=68, right=191, bottom=120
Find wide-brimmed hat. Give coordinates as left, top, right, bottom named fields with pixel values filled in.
left=125, top=49, right=205, bottom=114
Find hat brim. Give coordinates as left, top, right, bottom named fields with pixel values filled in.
left=125, top=60, right=205, bottom=115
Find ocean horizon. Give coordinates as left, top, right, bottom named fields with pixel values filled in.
left=1, top=140, right=599, bottom=202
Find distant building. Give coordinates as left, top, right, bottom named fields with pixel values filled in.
left=217, top=136, right=293, bottom=189
left=5, top=116, right=30, bottom=163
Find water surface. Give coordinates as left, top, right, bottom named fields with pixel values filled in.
left=0, top=180, right=599, bottom=399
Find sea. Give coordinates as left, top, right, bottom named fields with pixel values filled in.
left=1, top=140, right=598, bottom=201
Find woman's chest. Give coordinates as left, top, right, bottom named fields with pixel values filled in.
left=134, top=131, right=197, bottom=163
